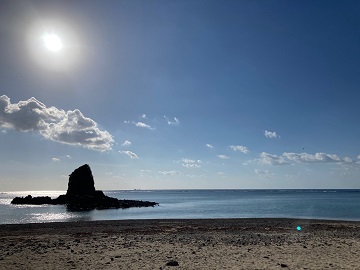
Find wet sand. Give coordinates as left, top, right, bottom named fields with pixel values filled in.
left=0, top=218, right=359, bottom=269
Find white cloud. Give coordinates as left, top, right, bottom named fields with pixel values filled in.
left=134, top=121, right=154, bottom=130
left=283, top=152, right=352, bottom=164
left=141, top=114, right=147, bottom=119
left=217, top=154, right=230, bottom=159
left=164, top=115, right=180, bottom=126
left=255, top=169, right=272, bottom=178
left=181, top=158, right=202, bottom=168
left=0, top=95, right=114, bottom=151
left=140, top=169, right=151, bottom=173
left=205, top=144, right=214, bottom=149
left=357, top=155, right=360, bottom=160
left=66, top=155, right=72, bottom=158
left=121, top=140, right=132, bottom=146
left=119, top=150, right=139, bottom=159
left=124, top=120, right=154, bottom=129
left=229, top=145, right=249, bottom=154
left=259, top=152, right=289, bottom=165
left=52, top=157, right=61, bottom=162
left=158, top=170, right=182, bottom=176
left=264, top=130, right=279, bottom=139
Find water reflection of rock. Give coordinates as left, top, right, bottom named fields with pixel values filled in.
left=11, top=164, right=158, bottom=211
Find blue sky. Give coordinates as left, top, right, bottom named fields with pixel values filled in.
left=1, top=0, right=360, bottom=191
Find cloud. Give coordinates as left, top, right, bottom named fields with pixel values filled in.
left=283, top=152, right=352, bottom=164
left=124, top=120, right=155, bottom=130
left=164, top=116, right=180, bottom=126
left=52, top=157, right=61, bottom=162
left=255, top=169, right=272, bottom=178
left=121, top=140, right=132, bottom=146
left=66, top=155, right=72, bottom=158
left=217, top=154, right=230, bottom=159
left=119, top=150, right=139, bottom=159
left=0, top=95, right=114, bottom=151
left=205, top=144, right=214, bottom=149
left=140, top=169, right=151, bottom=173
left=134, top=121, right=154, bottom=130
left=158, top=170, right=182, bottom=176
left=229, top=145, right=249, bottom=154
left=259, top=152, right=289, bottom=165
left=264, top=130, right=279, bottom=139
left=181, top=158, right=202, bottom=168
left=141, top=114, right=147, bottom=119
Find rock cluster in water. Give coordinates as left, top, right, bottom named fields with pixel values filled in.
left=11, top=164, right=158, bottom=211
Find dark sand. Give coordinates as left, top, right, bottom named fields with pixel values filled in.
left=0, top=218, right=359, bottom=269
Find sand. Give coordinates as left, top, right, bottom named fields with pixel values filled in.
left=0, top=218, right=359, bottom=269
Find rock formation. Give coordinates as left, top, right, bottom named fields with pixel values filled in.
left=66, top=164, right=96, bottom=196
left=11, top=164, right=158, bottom=211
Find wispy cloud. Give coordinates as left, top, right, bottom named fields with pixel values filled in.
left=255, top=169, right=272, bottom=178
left=229, top=145, right=249, bottom=154
left=124, top=120, right=155, bottom=130
left=0, top=95, right=114, bottom=151
left=164, top=116, right=180, bottom=126
left=181, top=158, right=202, bottom=168
left=217, top=154, right=230, bottom=159
left=283, top=152, right=353, bottom=164
left=158, top=170, right=182, bottom=176
left=259, top=152, right=289, bottom=165
left=119, top=150, right=139, bottom=159
left=121, top=140, right=132, bottom=146
left=52, top=157, right=61, bottom=162
left=205, top=144, right=214, bottom=149
left=140, top=114, right=147, bottom=119
left=66, top=155, right=72, bottom=159
left=133, top=121, right=154, bottom=130
left=264, top=130, right=279, bottom=139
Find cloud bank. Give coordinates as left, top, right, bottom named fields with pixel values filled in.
left=259, top=152, right=289, bottom=165
left=259, top=151, right=353, bottom=165
left=0, top=95, right=113, bottom=151
left=283, top=152, right=352, bottom=164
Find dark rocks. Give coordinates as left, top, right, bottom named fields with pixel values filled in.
left=11, top=195, right=52, bottom=205
left=66, top=164, right=96, bottom=196
left=11, top=164, right=158, bottom=211
left=166, top=260, right=179, bottom=266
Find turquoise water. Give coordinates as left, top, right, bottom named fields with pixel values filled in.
left=0, top=189, right=359, bottom=224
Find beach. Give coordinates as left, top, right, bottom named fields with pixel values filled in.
left=0, top=219, right=359, bottom=269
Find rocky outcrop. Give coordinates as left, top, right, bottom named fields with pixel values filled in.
left=11, top=164, right=158, bottom=211
left=66, top=164, right=96, bottom=196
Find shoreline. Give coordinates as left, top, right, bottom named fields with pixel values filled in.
left=1, top=218, right=359, bottom=269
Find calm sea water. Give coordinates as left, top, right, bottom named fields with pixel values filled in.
left=0, top=190, right=359, bottom=224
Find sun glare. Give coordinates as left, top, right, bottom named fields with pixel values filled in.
left=42, top=33, right=63, bottom=52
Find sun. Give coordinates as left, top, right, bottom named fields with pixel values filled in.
left=42, top=33, right=63, bottom=52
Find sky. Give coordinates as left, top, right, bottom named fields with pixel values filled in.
left=1, top=0, right=360, bottom=191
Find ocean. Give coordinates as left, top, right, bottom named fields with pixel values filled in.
left=0, top=189, right=359, bottom=224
